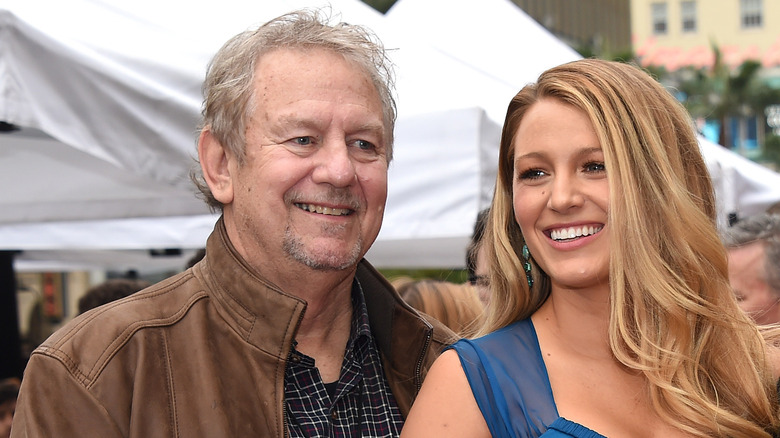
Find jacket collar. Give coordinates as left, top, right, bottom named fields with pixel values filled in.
left=198, top=216, right=440, bottom=382
left=198, top=217, right=306, bottom=359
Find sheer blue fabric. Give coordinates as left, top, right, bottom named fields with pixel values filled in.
left=448, top=319, right=606, bottom=438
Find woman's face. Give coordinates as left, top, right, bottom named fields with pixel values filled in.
left=512, top=98, right=610, bottom=291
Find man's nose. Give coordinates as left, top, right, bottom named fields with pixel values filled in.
left=311, top=140, right=357, bottom=187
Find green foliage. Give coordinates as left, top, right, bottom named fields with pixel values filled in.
left=676, top=66, right=717, bottom=118
left=609, top=50, right=637, bottom=64
left=575, top=43, right=635, bottom=63
left=762, top=134, right=780, bottom=168
left=674, top=43, right=780, bottom=148
left=575, top=44, right=596, bottom=59
left=641, top=64, right=669, bottom=83
left=360, top=0, right=397, bottom=13
left=378, top=268, right=469, bottom=284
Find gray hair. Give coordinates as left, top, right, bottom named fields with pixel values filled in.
left=723, top=213, right=780, bottom=293
left=192, top=9, right=396, bottom=209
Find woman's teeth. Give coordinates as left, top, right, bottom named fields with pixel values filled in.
left=550, top=225, right=603, bottom=241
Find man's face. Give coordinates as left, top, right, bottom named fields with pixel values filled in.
left=728, top=242, right=780, bottom=325
left=218, top=48, right=388, bottom=277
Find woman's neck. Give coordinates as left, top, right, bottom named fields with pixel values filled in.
left=532, top=283, right=612, bottom=359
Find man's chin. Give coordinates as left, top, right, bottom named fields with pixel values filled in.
left=294, top=251, right=361, bottom=271
left=282, top=226, right=370, bottom=270
left=284, top=242, right=363, bottom=272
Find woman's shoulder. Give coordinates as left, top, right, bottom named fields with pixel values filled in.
left=447, top=318, right=560, bottom=437
left=401, top=349, right=492, bottom=438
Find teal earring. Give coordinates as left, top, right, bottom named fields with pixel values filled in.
left=522, top=244, right=534, bottom=288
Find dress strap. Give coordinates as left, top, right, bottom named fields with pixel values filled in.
left=448, top=319, right=559, bottom=437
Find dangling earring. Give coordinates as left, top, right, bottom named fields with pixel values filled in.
left=522, top=244, right=534, bottom=288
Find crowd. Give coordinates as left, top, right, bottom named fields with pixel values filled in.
left=5, top=8, right=780, bottom=438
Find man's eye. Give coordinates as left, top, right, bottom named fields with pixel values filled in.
left=294, top=137, right=312, bottom=146
left=354, top=139, right=375, bottom=150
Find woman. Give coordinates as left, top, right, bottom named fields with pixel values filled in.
left=401, top=59, right=780, bottom=437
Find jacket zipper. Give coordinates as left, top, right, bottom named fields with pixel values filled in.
left=413, top=327, right=433, bottom=392
left=282, top=303, right=305, bottom=438
left=282, top=404, right=289, bottom=438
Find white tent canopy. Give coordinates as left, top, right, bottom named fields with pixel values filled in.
left=2, top=0, right=541, bottom=270
left=386, top=0, right=581, bottom=124
left=1, top=0, right=779, bottom=271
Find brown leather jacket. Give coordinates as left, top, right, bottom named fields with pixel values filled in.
left=11, top=218, right=457, bottom=437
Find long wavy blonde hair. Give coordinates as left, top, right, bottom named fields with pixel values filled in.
left=480, top=59, right=779, bottom=436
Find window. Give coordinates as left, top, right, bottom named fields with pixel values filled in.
left=651, top=2, right=668, bottom=35
left=681, top=1, right=696, bottom=32
left=740, top=0, right=763, bottom=28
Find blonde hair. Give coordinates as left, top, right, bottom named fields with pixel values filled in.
left=398, top=280, right=483, bottom=337
left=482, top=59, right=779, bottom=436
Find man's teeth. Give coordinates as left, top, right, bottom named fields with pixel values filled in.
left=296, top=203, right=351, bottom=216
left=550, top=226, right=603, bottom=241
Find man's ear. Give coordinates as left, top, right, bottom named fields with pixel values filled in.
left=198, top=128, right=234, bottom=205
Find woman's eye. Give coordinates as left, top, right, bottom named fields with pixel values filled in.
left=584, top=161, right=606, bottom=173
left=518, top=169, right=546, bottom=180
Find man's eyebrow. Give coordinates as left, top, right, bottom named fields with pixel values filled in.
left=275, top=114, right=320, bottom=128
left=351, top=122, right=385, bottom=136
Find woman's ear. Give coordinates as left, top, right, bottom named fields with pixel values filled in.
left=198, top=128, right=234, bottom=205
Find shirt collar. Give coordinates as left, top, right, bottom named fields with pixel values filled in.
left=350, top=277, right=372, bottom=343
left=290, top=277, right=372, bottom=364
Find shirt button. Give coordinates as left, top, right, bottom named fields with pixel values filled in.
left=331, top=411, right=338, bottom=420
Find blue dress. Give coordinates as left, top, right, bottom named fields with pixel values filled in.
left=448, top=319, right=606, bottom=438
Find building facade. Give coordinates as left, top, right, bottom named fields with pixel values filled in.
left=632, top=0, right=780, bottom=155
left=631, top=0, right=780, bottom=73
left=512, top=0, right=632, bottom=58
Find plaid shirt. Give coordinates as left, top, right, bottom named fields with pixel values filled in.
left=285, top=280, right=403, bottom=438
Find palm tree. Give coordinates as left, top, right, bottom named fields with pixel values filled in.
left=678, top=43, right=780, bottom=151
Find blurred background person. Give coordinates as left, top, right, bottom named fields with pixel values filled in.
left=185, top=248, right=206, bottom=270
left=466, top=208, right=491, bottom=305
left=723, top=213, right=780, bottom=325
left=389, top=275, right=416, bottom=293
left=77, top=278, right=151, bottom=315
left=398, top=280, right=483, bottom=337
left=0, top=378, right=19, bottom=438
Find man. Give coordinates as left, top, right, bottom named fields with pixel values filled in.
left=724, top=213, right=780, bottom=325
left=11, top=11, right=456, bottom=437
